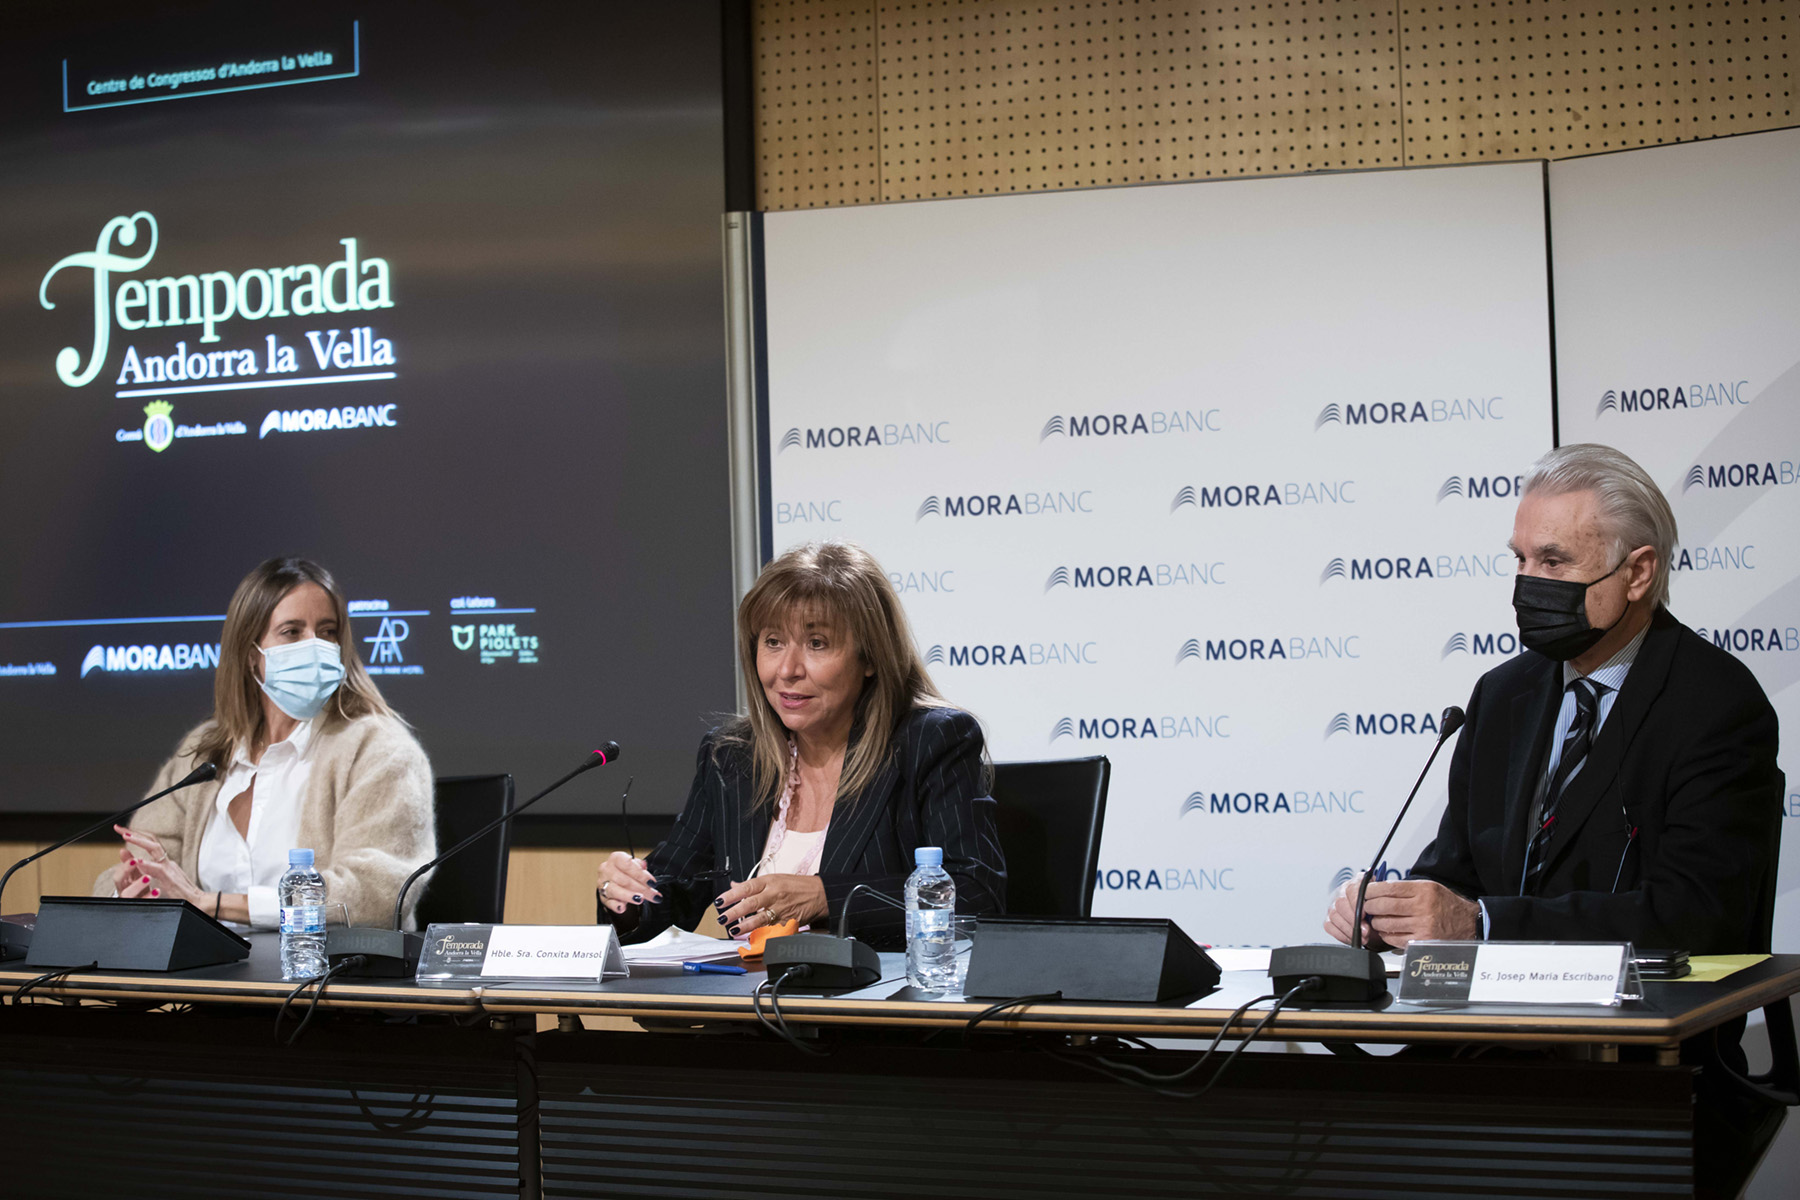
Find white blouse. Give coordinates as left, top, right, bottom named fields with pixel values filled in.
left=196, top=721, right=315, bottom=929
left=756, top=826, right=827, bottom=878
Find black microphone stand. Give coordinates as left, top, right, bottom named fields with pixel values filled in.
left=0, top=763, right=219, bottom=961
left=1268, top=707, right=1464, bottom=1003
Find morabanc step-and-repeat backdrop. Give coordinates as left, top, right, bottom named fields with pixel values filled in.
left=760, top=161, right=1554, bottom=947
left=1551, top=127, right=1800, bottom=947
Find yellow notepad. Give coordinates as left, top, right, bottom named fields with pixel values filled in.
left=1667, top=954, right=1770, bottom=983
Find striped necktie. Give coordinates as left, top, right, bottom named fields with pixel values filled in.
left=1523, top=678, right=1602, bottom=893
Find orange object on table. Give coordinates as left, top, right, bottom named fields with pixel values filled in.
left=737, top=919, right=800, bottom=960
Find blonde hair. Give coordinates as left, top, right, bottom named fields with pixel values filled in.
left=1523, top=443, right=1679, bottom=606
left=191, top=558, right=398, bottom=768
left=722, top=540, right=950, bottom=808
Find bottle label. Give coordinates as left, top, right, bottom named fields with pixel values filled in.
left=908, top=909, right=952, bottom=938
left=280, top=904, right=324, bottom=935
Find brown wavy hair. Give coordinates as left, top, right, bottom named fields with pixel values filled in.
left=190, top=558, right=397, bottom=768
left=720, top=541, right=951, bottom=808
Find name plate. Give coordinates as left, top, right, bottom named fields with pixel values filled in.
left=1398, top=941, right=1629, bottom=1006
left=415, top=923, right=627, bottom=982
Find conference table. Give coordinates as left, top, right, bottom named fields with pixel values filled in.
left=1, top=936, right=1794, bottom=1199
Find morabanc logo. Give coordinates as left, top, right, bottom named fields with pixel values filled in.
left=1051, top=714, right=1230, bottom=742
left=1180, top=788, right=1365, bottom=816
left=1681, top=461, right=1800, bottom=493
left=926, top=641, right=1098, bottom=667
left=1441, top=631, right=1520, bottom=658
left=1436, top=474, right=1522, bottom=502
left=1315, top=397, right=1502, bottom=429
left=1331, top=863, right=1403, bottom=891
left=778, top=422, right=950, bottom=452
left=1596, top=381, right=1749, bottom=418
left=1324, top=711, right=1446, bottom=738
left=1044, top=563, right=1223, bottom=591
left=1170, top=480, right=1354, bottom=512
left=1672, top=544, right=1756, bottom=572
left=916, top=491, right=1093, bottom=520
left=1175, top=634, right=1360, bottom=664
left=1321, top=553, right=1512, bottom=584
left=1038, top=410, right=1219, bottom=441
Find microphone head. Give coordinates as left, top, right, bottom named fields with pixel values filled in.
left=594, top=741, right=622, bottom=766
left=183, top=761, right=220, bottom=785
left=1439, top=706, right=1466, bottom=739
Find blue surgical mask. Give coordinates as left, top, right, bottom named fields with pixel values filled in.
left=257, top=637, right=345, bottom=720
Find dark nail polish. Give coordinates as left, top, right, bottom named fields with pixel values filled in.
left=727, top=923, right=741, bottom=936
left=652, top=893, right=663, bottom=903
left=632, top=894, right=643, bottom=903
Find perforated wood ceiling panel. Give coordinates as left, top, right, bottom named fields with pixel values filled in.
left=756, top=0, right=883, bottom=208
left=1402, top=0, right=1795, bottom=162
left=751, top=1, right=1797, bottom=208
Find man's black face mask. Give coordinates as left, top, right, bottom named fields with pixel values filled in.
left=1511, top=559, right=1627, bottom=662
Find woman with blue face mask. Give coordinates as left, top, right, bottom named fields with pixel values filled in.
left=91, top=558, right=436, bottom=929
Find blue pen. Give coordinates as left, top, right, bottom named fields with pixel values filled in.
left=684, top=961, right=747, bottom=975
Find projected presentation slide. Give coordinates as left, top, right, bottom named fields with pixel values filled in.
left=0, top=3, right=734, bottom=814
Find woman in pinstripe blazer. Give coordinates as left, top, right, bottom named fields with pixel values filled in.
left=597, top=541, right=1005, bottom=949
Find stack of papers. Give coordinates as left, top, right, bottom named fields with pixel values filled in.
left=620, top=926, right=743, bottom=965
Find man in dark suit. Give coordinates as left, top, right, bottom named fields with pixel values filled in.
left=1325, top=443, right=1783, bottom=953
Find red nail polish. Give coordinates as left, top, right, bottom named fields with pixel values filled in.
left=142, top=875, right=151, bottom=883
left=150, top=889, right=160, bottom=897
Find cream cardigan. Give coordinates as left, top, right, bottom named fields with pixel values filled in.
left=91, top=713, right=437, bottom=928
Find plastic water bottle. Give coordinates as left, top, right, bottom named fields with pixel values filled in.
left=905, top=846, right=957, bottom=992
left=279, top=848, right=328, bottom=980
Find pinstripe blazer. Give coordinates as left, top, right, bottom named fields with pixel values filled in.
left=600, top=706, right=1006, bottom=949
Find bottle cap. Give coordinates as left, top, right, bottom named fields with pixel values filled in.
left=288, top=848, right=315, bottom=867
left=914, top=846, right=943, bottom=867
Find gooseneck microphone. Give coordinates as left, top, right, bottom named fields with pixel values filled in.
left=1351, top=706, right=1465, bottom=951
left=0, top=761, right=221, bottom=960
left=1268, top=706, right=1464, bottom=1003
left=389, top=741, right=620, bottom=929
left=329, top=741, right=621, bottom=977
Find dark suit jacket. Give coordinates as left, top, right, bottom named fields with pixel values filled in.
left=1411, top=607, right=1783, bottom=953
left=600, top=706, right=1006, bottom=949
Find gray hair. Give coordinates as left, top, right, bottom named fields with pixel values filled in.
left=1522, top=443, right=1678, bottom=607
